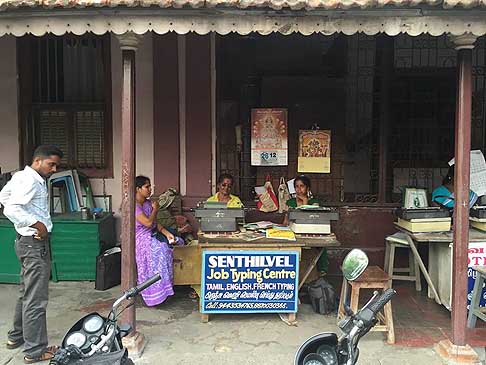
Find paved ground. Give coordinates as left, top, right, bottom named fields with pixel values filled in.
left=0, top=281, right=451, bottom=365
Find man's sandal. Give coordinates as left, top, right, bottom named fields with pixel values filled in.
left=6, top=339, right=24, bottom=350
left=24, top=345, right=59, bottom=364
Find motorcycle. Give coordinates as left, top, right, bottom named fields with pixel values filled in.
left=295, top=249, right=396, bottom=365
left=50, top=273, right=162, bottom=365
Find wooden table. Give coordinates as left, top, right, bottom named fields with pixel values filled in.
left=173, top=233, right=341, bottom=324
left=394, top=224, right=486, bottom=309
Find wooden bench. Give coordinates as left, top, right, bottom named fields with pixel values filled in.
left=338, top=266, right=395, bottom=344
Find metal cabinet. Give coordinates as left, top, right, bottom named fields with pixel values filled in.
left=0, top=216, right=21, bottom=283
left=0, top=213, right=116, bottom=283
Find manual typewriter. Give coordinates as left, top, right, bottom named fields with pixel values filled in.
left=288, top=207, right=339, bottom=234
left=470, top=206, right=486, bottom=231
left=194, top=201, right=245, bottom=232
left=395, top=207, right=451, bottom=220
left=395, top=207, right=451, bottom=233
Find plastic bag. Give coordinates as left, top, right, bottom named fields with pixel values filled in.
left=257, top=175, right=279, bottom=212
left=278, top=177, right=290, bottom=213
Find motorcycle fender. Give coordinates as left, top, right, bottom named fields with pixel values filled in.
left=294, top=333, right=338, bottom=365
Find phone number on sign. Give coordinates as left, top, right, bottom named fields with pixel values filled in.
left=206, top=302, right=289, bottom=310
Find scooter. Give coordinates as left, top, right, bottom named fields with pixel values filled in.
left=49, top=273, right=161, bottom=365
left=294, top=249, right=396, bottom=365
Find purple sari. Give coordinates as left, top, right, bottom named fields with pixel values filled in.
left=135, top=200, right=182, bottom=306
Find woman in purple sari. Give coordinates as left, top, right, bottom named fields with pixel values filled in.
left=135, top=176, right=183, bottom=306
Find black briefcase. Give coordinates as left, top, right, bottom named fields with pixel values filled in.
left=95, top=251, right=121, bottom=291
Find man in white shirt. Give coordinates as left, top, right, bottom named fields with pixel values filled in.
left=0, top=145, right=62, bottom=364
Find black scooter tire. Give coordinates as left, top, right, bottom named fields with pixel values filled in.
left=121, top=358, right=134, bottom=365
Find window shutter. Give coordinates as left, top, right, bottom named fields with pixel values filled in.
left=75, top=110, right=105, bottom=168
left=38, top=110, right=69, bottom=165
left=22, top=33, right=112, bottom=176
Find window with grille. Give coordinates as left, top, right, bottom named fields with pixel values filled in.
left=18, top=34, right=112, bottom=177
left=216, top=33, right=486, bottom=206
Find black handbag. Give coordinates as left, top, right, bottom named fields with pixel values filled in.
left=95, top=250, right=121, bottom=291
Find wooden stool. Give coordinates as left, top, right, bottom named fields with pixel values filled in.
left=384, top=232, right=421, bottom=291
left=467, top=266, right=486, bottom=328
left=338, top=266, right=395, bottom=344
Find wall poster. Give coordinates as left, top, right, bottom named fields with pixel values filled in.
left=298, top=129, right=331, bottom=173
left=251, top=108, right=288, bottom=166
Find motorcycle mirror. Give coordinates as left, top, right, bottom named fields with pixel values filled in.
left=342, top=249, right=368, bottom=281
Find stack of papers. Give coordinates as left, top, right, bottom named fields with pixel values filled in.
left=236, top=231, right=266, bottom=241
left=243, top=221, right=275, bottom=230
left=449, top=150, right=486, bottom=196
left=295, top=204, right=321, bottom=210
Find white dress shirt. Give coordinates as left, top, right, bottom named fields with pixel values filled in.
left=0, top=166, right=52, bottom=236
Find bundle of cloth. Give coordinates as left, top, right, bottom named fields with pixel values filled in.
left=157, top=188, right=194, bottom=243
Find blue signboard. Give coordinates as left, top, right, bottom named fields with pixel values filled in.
left=467, top=243, right=486, bottom=310
left=201, top=250, right=299, bottom=314
left=467, top=267, right=486, bottom=309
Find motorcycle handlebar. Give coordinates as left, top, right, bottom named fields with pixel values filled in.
left=368, top=288, right=395, bottom=315
left=126, top=274, right=161, bottom=299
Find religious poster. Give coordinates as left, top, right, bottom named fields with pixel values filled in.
left=251, top=108, right=288, bottom=166
left=298, top=129, right=331, bottom=173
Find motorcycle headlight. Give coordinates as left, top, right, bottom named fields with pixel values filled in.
left=316, top=344, right=338, bottom=365
left=303, top=353, right=326, bottom=365
left=65, top=332, right=87, bottom=348
left=83, top=315, right=104, bottom=333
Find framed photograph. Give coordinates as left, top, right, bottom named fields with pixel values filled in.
left=404, top=188, right=428, bottom=209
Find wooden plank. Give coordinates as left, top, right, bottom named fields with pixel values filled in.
left=198, top=232, right=340, bottom=247
left=403, top=233, right=442, bottom=305
left=200, top=242, right=305, bottom=249
left=354, top=266, right=390, bottom=282
left=298, top=247, right=324, bottom=289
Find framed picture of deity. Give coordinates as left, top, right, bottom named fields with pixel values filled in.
left=251, top=108, right=288, bottom=166
left=297, top=129, right=331, bottom=173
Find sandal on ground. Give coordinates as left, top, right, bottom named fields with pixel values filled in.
left=24, top=345, right=59, bottom=364
left=6, top=339, right=24, bottom=350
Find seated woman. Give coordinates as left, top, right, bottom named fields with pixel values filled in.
left=207, top=173, right=243, bottom=207
left=432, top=165, right=478, bottom=209
left=135, top=175, right=184, bottom=306
left=286, top=175, right=319, bottom=208
left=286, top=175, right=328, bottom=276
